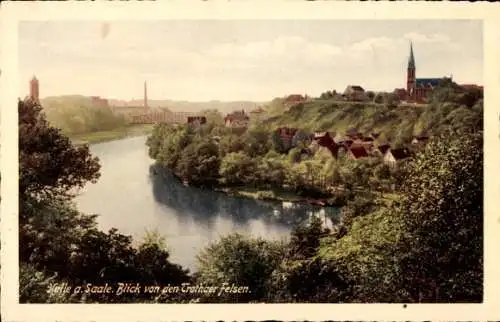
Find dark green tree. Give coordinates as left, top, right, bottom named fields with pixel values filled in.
left=396, top=130, right=483, bottom=302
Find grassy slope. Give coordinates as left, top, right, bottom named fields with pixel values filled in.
left=261, top=99, right=427, bottom=138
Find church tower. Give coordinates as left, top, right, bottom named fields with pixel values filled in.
left=406, top=42, right=416, bottom=100
left=144, top=80, right=148, bottom=109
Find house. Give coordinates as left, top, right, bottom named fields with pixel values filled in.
left=342, top=139, right=354, bottom=149
left=411, top=136, right=429, bottom=145
left=276, top=127, right=299, bottom=150
left=224, top=110, right=250, bottom=128
left=312, top=132, right=340, bottom=157
left=249, top=107, right=266, bottom=121
left=283, top=94, right=306, bottom=109
left=374, top=144, right=391, bottom=156
left=348, top=146, right=369, bottom=160
left=384, top=148, right=410, bottom=165
left=187, top=116, right=207, bottom=127
left=343, top=85, right=369, bottom=102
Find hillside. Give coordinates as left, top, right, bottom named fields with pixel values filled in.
left=260, top=96, right=482, bottom=145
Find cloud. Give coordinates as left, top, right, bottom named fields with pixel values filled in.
left=403, top=32, right=451, bottom=44
left=18, top=25, right=479, bottom=101
left=205, top=36, right=342, bottom=66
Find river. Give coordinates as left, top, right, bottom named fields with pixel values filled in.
left=74, top=135, right=340, bottom=272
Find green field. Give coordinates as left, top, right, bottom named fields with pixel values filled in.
left=69, top=124, right=155, bottom=145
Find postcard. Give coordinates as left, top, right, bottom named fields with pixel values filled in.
left=1, top=1, right=500, bottom=321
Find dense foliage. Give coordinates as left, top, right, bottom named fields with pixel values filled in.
left=21, top=78, right=483, bottom=304
left=42, top=98, right=130, bottom=136
left=19, top=99, right=190, bottom=303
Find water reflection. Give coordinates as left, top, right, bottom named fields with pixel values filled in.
left=75, top=135, right=340, bottom=271
left=149, top=163, right=341, bottom=229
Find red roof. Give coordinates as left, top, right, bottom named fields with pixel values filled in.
left=460, top=84, right=483, bottom=90
left=377, top=144, right=390, bottom=155
left=276, top=127, right=298, bottom=138
left=349, top=146, right=369, bottom=159
left=250, top=107, right=266, bottom=114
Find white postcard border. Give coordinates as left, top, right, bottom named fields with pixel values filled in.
left=1, top=1, right=499, bottom=321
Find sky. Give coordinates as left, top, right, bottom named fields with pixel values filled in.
left=18, top=20, right=483, bottom=102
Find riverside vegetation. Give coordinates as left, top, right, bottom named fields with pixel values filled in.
left=18, top=78, right=483, bottom=303
left=42, top=96, right=155, bottom=144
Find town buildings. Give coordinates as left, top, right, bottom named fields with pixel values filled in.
left=224, top=110, right=250, bottom=128
left=187, top=116, right=207, bottom=127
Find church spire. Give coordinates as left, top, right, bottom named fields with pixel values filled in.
left=408, top=41, right=415, bottom=70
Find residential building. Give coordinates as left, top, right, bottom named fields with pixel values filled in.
left=384, top=148, right=410, bottom=165
left=224, top=110, right=250, bottom=128
left=348, top=146, right=369, bottom=160
left=411, top=136, right=429, bottom=145
left=187, top=116, right=207, bottom=127
left=249, top=107, right=266, bottom=122
left=343, top=85, right=369, bottom=102
left=276, top=127, right=299, bottom=150
left=283, top=94, right=306, bottom=109
left=312, top=131, right=340, bottom=157
left=374, top=144, right=391, bottom=157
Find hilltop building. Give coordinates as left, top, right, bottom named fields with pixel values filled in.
left=283, top=94, right=306, bottom=109
left=343, top=85, right=369, bottom=102
left=402, top=42, right=452, bottom=103
left=29, top=76, right=40, bottom=103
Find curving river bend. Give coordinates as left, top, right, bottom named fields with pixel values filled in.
left=74, top=135, right=340, bottom=272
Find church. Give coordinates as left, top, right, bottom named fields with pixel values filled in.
left=394, top=43, right=451, bottom=103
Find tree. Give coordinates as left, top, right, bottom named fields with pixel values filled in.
left=270, top=131, right=286, bottom=153
left=19, top=98, right=191, bottom=303
left=219, top=152, right=258, bottom=185
left=374, top=93, right=384, bottom=104
left=175, top=139, right=221, bottom=185
left=196, top=233, right=286, bottom=303
left=396, top=130, right=483, bottom=302
left=269, top=216, right=349, bottom=303
left=19, top=99, right=101, bottom=202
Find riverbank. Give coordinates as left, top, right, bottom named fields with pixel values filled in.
left=69, top=124, right=155, bottom=145
left=215, top=186, right=309, bottom=203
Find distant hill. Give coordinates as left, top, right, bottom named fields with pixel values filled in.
left=108, top=99, right=265, bottom=115
left=39, top=95, right=266, bottom=115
